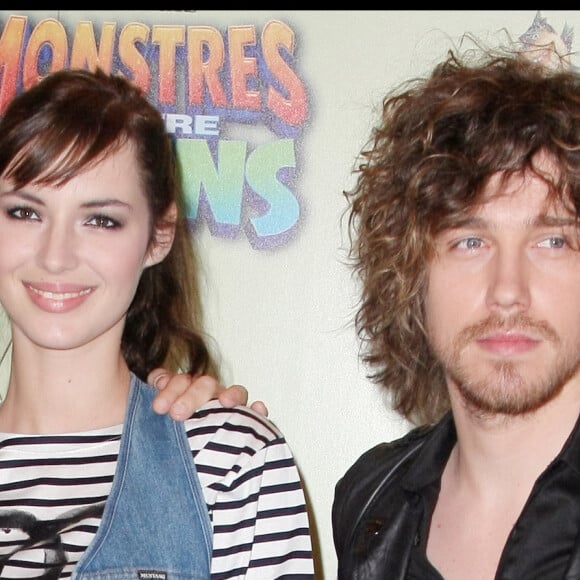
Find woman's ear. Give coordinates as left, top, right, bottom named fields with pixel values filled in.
left=145, top=202, right=177, bottom=267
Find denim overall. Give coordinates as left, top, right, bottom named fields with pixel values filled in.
left=73, top=374, right=212, bottom=579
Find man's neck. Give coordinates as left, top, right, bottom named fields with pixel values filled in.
left=425, top=383, right=580, bottom=580
left=449, top=382, right=580, bottom=490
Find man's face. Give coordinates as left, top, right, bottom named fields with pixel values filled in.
left=425, top=162, right=580, bottom=416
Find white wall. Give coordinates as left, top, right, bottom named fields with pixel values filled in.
left=0, top=10, right=578, bottom=578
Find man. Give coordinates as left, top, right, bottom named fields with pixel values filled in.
left=332, top=43, right=580, bottom=578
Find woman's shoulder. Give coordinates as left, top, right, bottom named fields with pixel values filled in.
left=184, top=400, right=300, bottom=502
left=185, top=399, right=287, bottom=452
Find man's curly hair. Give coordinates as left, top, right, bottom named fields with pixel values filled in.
left=346, top=43, right=580, bottom=425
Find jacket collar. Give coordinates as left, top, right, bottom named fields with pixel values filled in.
left=400, top=411, right=456, bottom=492
left=400, top=408, right=580, bottom=491
left=556, top=410, right=580, bottom=475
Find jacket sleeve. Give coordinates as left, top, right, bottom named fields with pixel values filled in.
left=332, top=425, right=433, bottom=579
left=333, top=442, right=398, bottom=558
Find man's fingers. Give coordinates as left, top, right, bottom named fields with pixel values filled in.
left=218, top=386, right=268, bottom=417
left=152, top=373, right=221, bottom=420
left=149, top=371, right=269, bottom=420
left=250, top=400, right=269, bottom=417
left=148, top=368, right=170, bottom=390
left=218, top=385, right=249, bottom=407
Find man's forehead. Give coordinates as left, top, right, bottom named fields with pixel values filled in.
left=474, top=169, right=575, bottom=218
left=450, top=186, right=577, bottom=231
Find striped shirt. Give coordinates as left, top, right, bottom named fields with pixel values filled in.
left=0, top=399, right=314, bottom=578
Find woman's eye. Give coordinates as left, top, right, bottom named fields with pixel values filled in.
left=7, top=207, right=39, bottom=221
left=86, top=215, right=120, bottom=229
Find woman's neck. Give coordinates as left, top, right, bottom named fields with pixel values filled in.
left=0, top=336, right=132, bottom=434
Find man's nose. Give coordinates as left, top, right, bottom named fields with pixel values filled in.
left=485, top=247, right=531, bottom=315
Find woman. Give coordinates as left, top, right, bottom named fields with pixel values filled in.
left=0, top=67, right=313, bottom=578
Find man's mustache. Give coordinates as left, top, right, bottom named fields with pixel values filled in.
left=457, top=314, right=559, bottom=345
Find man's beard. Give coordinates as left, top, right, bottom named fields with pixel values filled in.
left=436, top=314, right=580, bottom=417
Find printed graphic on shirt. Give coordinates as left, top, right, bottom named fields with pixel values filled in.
left=0, top=503, right=105, bottom=578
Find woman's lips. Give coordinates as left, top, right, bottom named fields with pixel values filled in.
left=24, top=282, right=95, bottom=313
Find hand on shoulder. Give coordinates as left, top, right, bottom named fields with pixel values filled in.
left=148, top=368, right=269, bottom=421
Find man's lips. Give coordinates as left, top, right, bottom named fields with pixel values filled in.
left=477, top=332, right=541, bottom=356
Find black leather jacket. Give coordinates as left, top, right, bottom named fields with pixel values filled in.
left=332, top=412, right=580, bottom=579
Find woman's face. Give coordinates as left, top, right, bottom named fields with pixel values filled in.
left=0, top=142, right=170, bottom=354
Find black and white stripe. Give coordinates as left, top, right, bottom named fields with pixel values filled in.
left=0, top=400, right=314, bottom=578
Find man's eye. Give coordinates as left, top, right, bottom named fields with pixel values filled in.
left=86, top=215, right=120, bottom=229
left=538, top=236, right=565, bottom=249
left=456, top=237, right=483, bottom=250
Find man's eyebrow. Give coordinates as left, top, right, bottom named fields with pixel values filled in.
left=445, top=214, right=578, bottom=229
left=533, top=214, right=578, bottom=227
left=445, top=215, right=486, bottom=229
